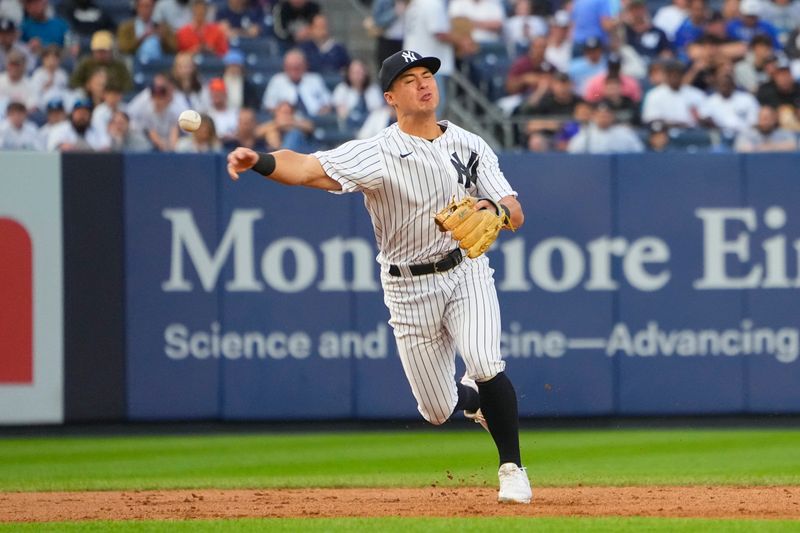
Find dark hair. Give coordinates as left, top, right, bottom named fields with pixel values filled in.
left=345, top=60, right=371, bottom=90
left=6, top=101, right=26, bottom=113
left=750, top=34, right=773, bottom=48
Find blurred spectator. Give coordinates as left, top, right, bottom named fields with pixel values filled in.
left=272, top=0, right=320, bottom=44
left=762, top=0, right=800, bottom=43
left=217, top=0, right=264, bottom=39
left=357, top=104, right=397, bottom=139
left=583, top=53, right=642, bottom=103
left=70, top=30, right=133, bottom=93
left=205, top=77, right=238, bottom=142
left=448, top=0, right=506, bottom=46
left=220, top=49, right=260, bottom=109
left=21, top=0, right=70, bottom=52
left=332, top=59, right=383, bottom=131
left=368, top=0, right=405, bottom=67
left=107, top=110, right=151, bottom=151
left=91, top=79, right=125, bottom=133
left=223, top=107, right=268, bottom=151
left=653, top=0, right=688, bottom=41
left=261, top=48, right=331, bottom=116
left=569, top=37, right=607, bottom=95
left=624, top=0, right=673, bottom=62
left=117, top=0, right=177, bottom=61
left=571, top=0, right=618, bottom=49
left=127, top=72, right=184, bottom=121
left=175, top=113, right=222, bottom=152
left=699, top=71, right=759, bottom=135
left=756, top=57, right=800, bottom=108
left=130, top=75, right=180, bottom=151
left=545, top=10, right=572, bottom=74
left=519, top=72, right=580, bottom=136
left=727, top=0, right=781, bottom=49
left=526, top=131, right=550, bottom=151
left=500, top=37, right=549, bottom=114
left=171, top=51, right=204, bottom=111
left=258, top=100, right=314, bottom=151
left=0, top=17, right=35, bottom=73
left=553, top=99, right=595, bottom=150
left=403, top=0, right=455, bottom=113
left=0, top=0, right=23, bottom=26
left=735, top=105, right=797, bottom=150
left=647, top=120, right=672, bottom=151
left=153, top=0, right=194, bottom=31
left=0, top=49, right=34, bottom=108
left=674, top=0, right=709, bottom=55
left=734, top=34, right=776, bottom=92
left=0, top=101, right=38, bottom=149
left=36, top=97, right=67, bottom=149
left=684, top=11, right=747, bottom=80
left=641, top=60, right=706, bottom=127
left=57, top=0, right=114, bottom=41
left=46, top=97, right=109, bottom=151
left=177, top=0, right=229, bottom=57
left=299, top=14, right=349, bottom=74
left=504, top=0, right=548, bottom=58
left=600, top=77, right=639, bottom=124
left=79, top=65, right=107, bottom=108
left=567, top=102, right=645, bottom=153
left=30, top=44, right=68, bottom=111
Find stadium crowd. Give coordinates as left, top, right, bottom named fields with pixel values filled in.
left=0, top=0, right=798, bottom=153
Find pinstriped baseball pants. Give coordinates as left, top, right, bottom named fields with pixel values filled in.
left=381, top=256, right=506, bottom=425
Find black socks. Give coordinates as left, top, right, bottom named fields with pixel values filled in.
left=477, top=372, right=522, bottom=467
left=455, top=382, right=480, bottom=412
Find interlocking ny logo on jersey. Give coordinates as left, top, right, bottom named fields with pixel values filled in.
left=450, top=151, right=480, bottom=188
left=0, top=218, right=33, bottom=383
left=401, top=50, right=418, bottom=63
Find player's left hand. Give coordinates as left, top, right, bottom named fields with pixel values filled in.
left=226, top=147, right=259, bottom=180
left=434, top=196, right=511, bottom=258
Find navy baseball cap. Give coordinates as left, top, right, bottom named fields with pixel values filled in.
left=71, top=98, right=93, bottom=111
left=379, top=50, right=440, bottom=92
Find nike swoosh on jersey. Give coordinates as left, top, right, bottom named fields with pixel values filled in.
left=400, top=152, right=413, bottom=158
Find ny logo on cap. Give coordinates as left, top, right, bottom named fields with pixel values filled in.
left=401, top=50, right=418, bottom=63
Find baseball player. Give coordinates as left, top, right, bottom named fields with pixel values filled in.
left=227, top=49, right=531, bottom=504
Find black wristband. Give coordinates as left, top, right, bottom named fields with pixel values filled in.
left=252, top=152, right=276, bottom=176
left=499, top=203, right=511, bottom=220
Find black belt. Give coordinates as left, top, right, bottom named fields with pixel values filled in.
left=388, top=248, right=463, bottom=277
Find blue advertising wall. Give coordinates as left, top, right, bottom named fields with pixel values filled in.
left=124, top=153, right=800, bottom=420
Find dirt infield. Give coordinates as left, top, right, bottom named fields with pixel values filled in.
left=2, top=486, right=799, bottom=522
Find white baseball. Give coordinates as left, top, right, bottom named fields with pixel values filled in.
left=178, top=110, right=202, bottom=132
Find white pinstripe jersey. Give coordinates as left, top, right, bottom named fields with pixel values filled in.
left=313, top=121, right=517, bottom=266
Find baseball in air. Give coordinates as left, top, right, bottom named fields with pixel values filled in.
left=178, top=110, right=202, bottom=132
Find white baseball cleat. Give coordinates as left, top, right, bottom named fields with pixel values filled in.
left=460, top=374, right=489, bottom=432
left=497, top=463, right=532, bottom=504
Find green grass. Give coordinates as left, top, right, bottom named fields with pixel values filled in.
left=1, top=518, right=799, bottom=533
left=0, top=428, right=799, bottom=491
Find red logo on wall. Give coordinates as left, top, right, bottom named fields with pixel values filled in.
left=0, top=218, right=33, bottom=383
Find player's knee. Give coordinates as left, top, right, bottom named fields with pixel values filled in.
left=419, top=405, right=451, bottom=426
left=472, top=361, right=506, bottom=383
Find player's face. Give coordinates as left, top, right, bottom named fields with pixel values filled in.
left=385, top=67, right=439, bottom=115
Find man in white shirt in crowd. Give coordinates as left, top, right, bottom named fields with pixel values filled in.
left=46, top=98, right=109, bottom=151
left=641, top=59, right=706, bottom=127
left=448, top=0, right=506, bottom=45
left=0, top=17, right=34, bottom=73
left=129, top=75, right=180, bottom=151
left=653, top=0, right=688, bottom=41
left=700, top=71, right=759, bottom=136
left=0, top=101, right=38, bottom=149
left=261, top=48, right=331, bottom=116
left=544, top=10, right=572, bottom=74
left=568, top=101, right=645, bottom=153
left=403, top=0, right=455, bottom=113
left=735, top=105, right=798, bottom=152
left=0, top=49, right=33, bottom=108
left=37, top=97, right=67, bottom=149
left=206, top=77, right=238, bottom=143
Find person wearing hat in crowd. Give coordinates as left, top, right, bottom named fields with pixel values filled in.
left=46, top=97, right=109, bottom=151
left=225, top=48, right=531, bottom=504
left=735, top=104, right=798, bottom=150
left=583, top=52, right=642, bottom=103
left=0, top=49, right=34, bottom=109
left=756, top=56, right=800, bottom=128
left=20, top=0, right=70, bottom=52
left=220, top=48, right=260, bottom=110
left=727, top=0, right=781, bottom=49
left=545, top=10, right=573, bottom=74
left=57, top=0, right=114, bottom=41
left=216, top=0, right=265, bottom=39
left=641, top=59, right=706, bottom=127
left=567, top=100, right=644, bottom=153
left=569, top=37, right=608, bottom=95
left=599, top=76, right=640, bottom=124
left=735, top=34, right=778, bottom=92
left=624, top=0, right=673, bottom=62
left=299, top=13, right=350, bottom=74
left=107, top=110, right=151, bottom=152
left=117, top=0, right=177, bottom=62
left=29, top=44, right=67, bottom=111
left=176, top=0, right=229, bottom=57
left=0, top=100, right=38, bottom=149
left=0, top=17, right=35, bottom=73
left=36, top=97, right=66, bottom=148
left=70, top=30, right=133, bottom=93
left=205, top=77, right=238, bottom=142
left=261, top=48, right=331, bottom=117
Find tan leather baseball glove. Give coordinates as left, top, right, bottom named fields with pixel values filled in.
left=434, top=196, right=513, bottom=258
